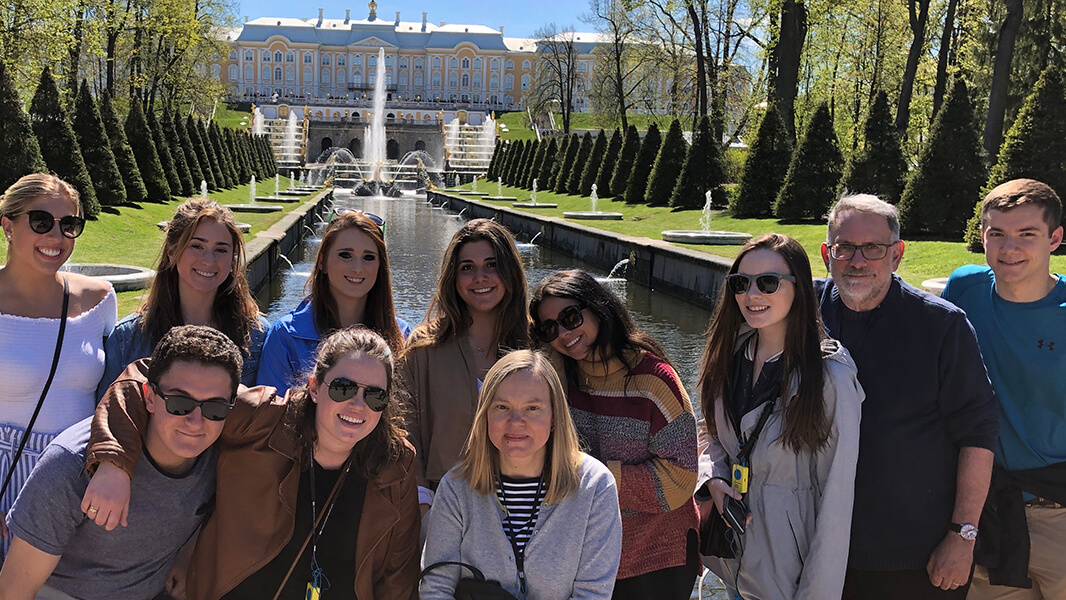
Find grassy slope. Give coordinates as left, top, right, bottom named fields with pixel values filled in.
left=496, top=111, right=696, bottom=141
left=446, top=184, right=1066, bottom=286
left=214, top=104, right=251, bottom=129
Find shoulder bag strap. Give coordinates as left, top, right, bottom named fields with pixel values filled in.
left=420, top=561, right=487, bottom=582
left=736, top=396, right=777, bottom=465
left=0, top=276, right=69, bottom=504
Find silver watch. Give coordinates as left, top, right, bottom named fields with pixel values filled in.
left=950, top=522, right=978, bottom=541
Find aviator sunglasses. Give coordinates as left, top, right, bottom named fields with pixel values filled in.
left=22, top=210, right=86, bottom=239
left=149, top=382, right=235, bottom=421
left=726, top=272, right=797, bottom=295
left=534, top=303, right=586, bottom=343
left=326, top=377, right=390, bottom=412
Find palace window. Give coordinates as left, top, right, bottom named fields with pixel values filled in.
left=368, top=69, right=376, bottom=83
left=505, top=59, right=514, bottom=70
left=244, top=64, right=254, bottom=80
left=262, top=52, right=270, bottom=62
left=212, top=64, right=221, bottom=79
left=286, top=52, right=294, bottom=63
left=228, top=65, right=239, bottom=81
left=303, top=68, right=312, bottom=82
left=352, top=70, right=362, bottom=86
left=432, top=56, right=441, bottom=68
left=473, top=74, right=481, bottom=89
left=245, top=51, right=253, bottom=61
left=304, top=53, right=312, bottom=63
left=399, top=72, right=408, bottom=87
left=229, top=49, right=237, bottom=60
left=385, top=57, right=392, bottom=67
left=490, top=58, right=499, bottom=70
left=353, top=55, right=362, bottom=65
left=474, top=58, right=482, bottom=69
left=449, top=57, right=458, bottom=68
left=489, top=74, right=498, bottom=90
left=461, top=73, right=469, bottom=87
left=321, top=68, right=331, bottom=84
left=274, top=67, right=282, bottom=81
left=274, top=51, right=282, bottom=62
left=337, top=69, right=346, bottom=84
left=400, top=57, right=408, bottom=68
left=322, top=56, right=331, bottom=65
left=522, top=60, right=531, bottom=70
left=504, top=74, right=513, bottom=90
left=415, top=58, right=423, bottom=69
left=414, top=71, right=423, bottom=87
left=461, top=57, right=470, bottom=69
left=449, top=73, right=458, bottom=88
left=369, top=55, right=377, bottom=66
left=432, top=72, right=441, bottom=87
left=578, top=62, right=587, bottom=71
left=521, top=74, right=530, bottom=90
left=286, top=66, right=295, bottom=82
left=338, top=56, right=346, bottom=66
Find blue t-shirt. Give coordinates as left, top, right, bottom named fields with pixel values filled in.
left=6, top=418, right=217, bottom=599
left=942, top=264, right=1066, bottom=470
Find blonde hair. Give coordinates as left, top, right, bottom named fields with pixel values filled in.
left=0, top=174, right=81, bottom=220
left=456, top=349, right=581, bottom=504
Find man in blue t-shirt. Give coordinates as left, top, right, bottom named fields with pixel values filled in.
left=942, top=179, right=1065, bottom=600
left=0, top=326, right=242, bottom=600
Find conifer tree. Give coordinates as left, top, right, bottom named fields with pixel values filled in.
left=163, top=109, right=194, bottom=196
left=644, top=120, right=687, bottom=206
left=671, top=116, right=726, bottom=209
left=72, top=80, right=124, bottom=207
left=566, top=132, right=593, bottom=195
left=524, top=140, right=546, bottom=188
left=610, top=125, right=640, bottom=198
left=29, top=67, right=99, bottom=217
left=735, top=106, right=792, bottom=217
left=624, top=124, right=660, bottom=204
left=239, top=132, right=257, bottom=180
left=774, top=102, right=843, bottom=221
left=519, top=140, right=540, bottom=188
left=505, top=140, right=526, bottom=186
left=125, top=101, right=171, bottom=201
left=536, top=138, right=558, bottom=189
left=98, top=92, right=146, bottom=204
left=550, top=135, right=574, bottom=190
left=228, top=129, right=251, bottom=184
left=898, top=79, right=985, bottom=237
left=148, top=109, right=181, bottom=196
left=204, top=122, right=230, bottom=188
left=580, top=130, right=607, bottom=196
left=0, top=61, right=46, bottom=192
left=187, top=116, right=216, bottom=190
left=246, top=133, right=264, bottom=179
left=596, top=129, right=622, bottom=196
left=195, top=119, right=222, bottom=187
left=209, top=122, right=236, bottom=187
left=486, top=140, right=503, bottom=180
left=840, top=91, right=907, bottom=204
left=175, top=114, right=205, bottom=190
left=965, top=66, right=1066, bottom=248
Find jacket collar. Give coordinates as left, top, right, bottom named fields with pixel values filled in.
left=285, top=298, right=321, bottom=343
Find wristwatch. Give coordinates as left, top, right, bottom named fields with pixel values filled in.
left=950, top=522, right=978, bottom=541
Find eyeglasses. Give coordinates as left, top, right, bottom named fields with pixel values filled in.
left=149, top=382, right=235, bottom=421
left=726, top=272, right=797, bottom=295
left=326, top=377, right=389, bottom=411
left=24, top=210, right=86, bottom=239
left=534, top=303, right=585, bottom=343
left=330, top=208, right=385, bottom=232
left=828, top=242, right=897, bottom=261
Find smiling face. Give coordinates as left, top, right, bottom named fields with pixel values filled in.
left=143, top=360, right=231, bottom=475
left=537, top=295, right=600, bottom=362
left=310, top=353, right=386, bottom=461
left=1, top=193, right=80, bottom=275
left=174, top=219, right=234, bottom=300
left=983, top=205, right=1064, bottom=298
left=487, top=369, right=553, bottom=478
left=325, top=226, right=380, bottom=307
left=455, top=240, right=506, bottom=317
left=733, top=249, right=795, bottom=342
left=822, top=211, right=903, bottom=312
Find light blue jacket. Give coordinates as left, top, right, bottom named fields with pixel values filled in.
left=96, top=313, right=269, bottom=400
left=257, top=298, right=412, bottom=395
left=421, top=454, right=623, bottom=600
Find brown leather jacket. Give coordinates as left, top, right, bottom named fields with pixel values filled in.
left=86, top=360, right=420, bottom=600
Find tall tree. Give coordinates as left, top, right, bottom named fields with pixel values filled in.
left=610, top=125, right=640, bottom=198
left=98, top=91, right=147, bottom=204
left=72, top=80, right=125, bottom=207
left=580, top=130, right=608, bottom=196
left=735, top=106, right=792, bottom=218
left=518, top=139, right=540, bottom=188
left=525, top=140, right=547, bottom=188
left=125, top=101, right=171, bottom=201
left=163, top=108, right=194, bottom=196
left=148, top=109, right=181, bottom=195
left=774, top=102, right=844, bottom=221
left=596, top=129, right=623, bottom=196
left=983, top=0, right=1024, bottom=160
left=535, top=137, right=558, bottom=189
left=531, top=24, right=581, bottom=134
left=549, top=135, right=572, bottom=190
left=587, top=0, right=650, bottom=129
left=624, top=124, right=661, bottom=204
left=644, top=120, right=687, bottom=206
left=0, top=61, right=46, bottom=193
left=671, top=116, right=726, bottom=209
left=931, top=0, right=960, bottom=118
left=567, top=132, right=594, bottom=195
left=555, top=134, right=580, bottom=193
left=769, top=0, right=808, bottom=138
left=188, top=116, right=217, bottom=190
left=896, top=0, right=932, bottom=138
left=208, top=122, right=235, bottom=187
left=486, top=140, right=504, bottom=180
left=840, top=91, right=907, bottom=204
left=175, top=113, right=204, bottom=190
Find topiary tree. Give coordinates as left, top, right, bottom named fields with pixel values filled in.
left=239, top=132, right=258, bottom=181
left=163, top=108, right=194, bottom=196
left=519, top=139, right=540, bottom=188
left=203, top=121, right=229, bottom=188
left=209, top=122, right=236, bottom=187
left=671, top=115, right=726, bottom=209
left=505, top=140, right=527, bottom=186
left=596, top=129, right=622, bottom=196
left=734, top=106, right=792, bottom=217
left=644, top=120, right=687, bottom=206
left=610, top=125, right=640, bottom=199
left=898, top=78, right=985, bottom=238
left=579, top=130, right=607, bottom=196
left=964, top=65, right=1066, bottom=249
left=175, top=114, right=205, bottom=190
left=0, top=61, right=46, bottom=193
left=147, top=109, right=181, bottom=196
left=524, top=140, right=547, bottom=188
left=29, top=67, right=99, bottom=218
left=97, top=92, right=147, bottom=204
left=125, top=101, right=171, bottom=202
left=485, top=140, right=503, bottom=180
left=548, top=135, right=571, bottom=190
left=536, top=137, right=558, bottom=189
left=624, top=124, right=661, bottom=204
left=840, top=90, right=907, bottom=204
left=554, top=134, right=580, bottom=193
left=187, top=116, right=217, bottom=190
left=72, top=80, right=124, bottom=207
left=566, top=132, right=594, bottom=195
left=225, top=128, right=250, bottom=185
left=774, top=102, right=843, bottom=221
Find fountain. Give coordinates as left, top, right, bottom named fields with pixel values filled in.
left=442, top=112, right=496, bottom=177
left=251, top=106, right=265, bottom=136
left=563, top=183, right=622, bottom=220
left=200, top=180, right=208, bottom=199
left=229, top=176, right=283, bottom=213
left=661, top=190, right=751, bottom=245
left=515, top=231, right=543, bottom=251
left=514, top=178, right=557, bottom=209
left=485, top=176, right=516, bottom=201
left=460, top=175, right=489, bottom=197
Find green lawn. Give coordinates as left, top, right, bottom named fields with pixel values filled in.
left=496, top=111, right=695, bottom=141
left=0, top=176, right=318, bottom=315
left=446, top=184, right=1066, bottom=287
left=214, top=104, right=252, bottom=129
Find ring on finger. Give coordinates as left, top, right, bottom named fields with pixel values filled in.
left=87, top=506, right=99, bottom=513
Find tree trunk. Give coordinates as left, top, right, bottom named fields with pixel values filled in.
left=984, top=0, right=1023, bottom=159
left=614, top=43, right=628, bottom=131
left=772, top=0, right=807, bottom=140
left=896, top=0, right=931, bottom=138
left=686, top=1, right=707, bottom=117
left=931, top=0, right=959, bottom=118
left=65, top=3, right=85, bottom=102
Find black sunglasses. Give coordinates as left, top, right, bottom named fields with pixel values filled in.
left=330, top=208, right=385, bottom=231
left=327, top=377, right=389, bottom=411
left=534, top=303, right=585, bottom=343
left=24, top=210, right=86, bottom=239
left=150, top=382, right=234, bottom=421
left=726, top=272, right=797, bottom=295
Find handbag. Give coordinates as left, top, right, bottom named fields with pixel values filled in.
left=420, top=561, right=519, bottom=600
left=698, top=500, right=738, bottom=559
left=0, top=276, right=69, bottom=504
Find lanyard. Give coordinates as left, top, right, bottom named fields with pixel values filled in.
left=729, top=336, right=779, bottom=467
left=499, top=476, right=544, bottom=597
left=307, top=450, right=353, bottom=594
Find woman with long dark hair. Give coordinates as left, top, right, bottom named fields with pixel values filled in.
left=698, top=233, right=863, bottom=599
left=530, top=269, right=699, bottom=600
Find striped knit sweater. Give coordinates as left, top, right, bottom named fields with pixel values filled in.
left=569, top=350, right=699, bottom=579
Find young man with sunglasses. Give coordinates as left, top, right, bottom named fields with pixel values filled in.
left=941, top=179, right=1066, bottom=600
left=0, top=326, right=243, bottom=600
left=814, top=194, right=998, bottom=600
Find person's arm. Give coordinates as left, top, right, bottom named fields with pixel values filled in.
left=374, top=449, right=422, bottom=600
left=240, top=315, right=271, bottom=387
left=95, top=319, right=139, bottom=402
left=926, top=446, right=994, bottom=590
left=570, top=467, right=623, bottom=600
left=0, top=536, right=61, bottom=600
left=418, top=475, right=466, bottom=600
left=255, top=322, right=297, bottom=394
left=396, top=348, right=430, bottom=490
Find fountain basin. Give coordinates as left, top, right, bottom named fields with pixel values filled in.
left=564, top=211, right=623, bottom=220
left=458, top=191, right=490, bottom=197
left=278, top=190, right=307, bottom=197
left=484, top=196, right=517, bottom=201
left=256, top=196, right=301, bottom=203
left=60, top=264, right=155, bottom=292
left=514, top=202, right=558, bottom=209
left=661, top=230, right=751, bottom=245
left=158, top=221, right=250, bottom=233
left=229, top=204, right=284, bottom=213
left=921, top=277, right=948, bottom=297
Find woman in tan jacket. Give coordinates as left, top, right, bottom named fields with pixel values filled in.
left=82, top=327, right=420, bottom=600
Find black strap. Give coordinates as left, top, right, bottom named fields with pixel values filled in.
left=420, top=561, right=487, bottom=582
left=1, top=276, right=69, bottom=503
left=736, top=397, right=777, bottom=466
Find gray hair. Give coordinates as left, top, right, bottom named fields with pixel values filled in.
left=826, top=193, right=900, bottom=242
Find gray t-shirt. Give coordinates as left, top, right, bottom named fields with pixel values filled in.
left=7, top=418, right=216, bottom=600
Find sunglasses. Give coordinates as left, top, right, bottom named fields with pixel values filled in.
left=326, top=377, right=389, bottom=411
left=726, top=272, right=797, bottom=295
left=149, top=382, right=234, bottom=421
left=534, top=303, right=585, bottom=343
left=330, top=208, right=385, bottom=231
left=24, top=210, right=86, bottom=239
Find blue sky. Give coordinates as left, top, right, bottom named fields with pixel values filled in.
left=234, top=0, right=592, bottom=38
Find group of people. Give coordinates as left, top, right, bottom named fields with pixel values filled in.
left=0, top=170, right=1060, bottom=600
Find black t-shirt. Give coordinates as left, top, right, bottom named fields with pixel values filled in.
left=727, top=339, right=783, bottom=427
left=222, top=460, right=368, bottom=600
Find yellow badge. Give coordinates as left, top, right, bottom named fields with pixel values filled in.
left=306, top=583, right=321, bottom=600
left=731, top=464, right=749, bottom=494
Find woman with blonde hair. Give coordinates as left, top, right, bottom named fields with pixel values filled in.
left=259, top=209, right=409, bottom=395
left=421, top=349, right=622, bottom=600
left=97, top=198, right=265, bottom=397
left=0, top=174, right=116, bottom=557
